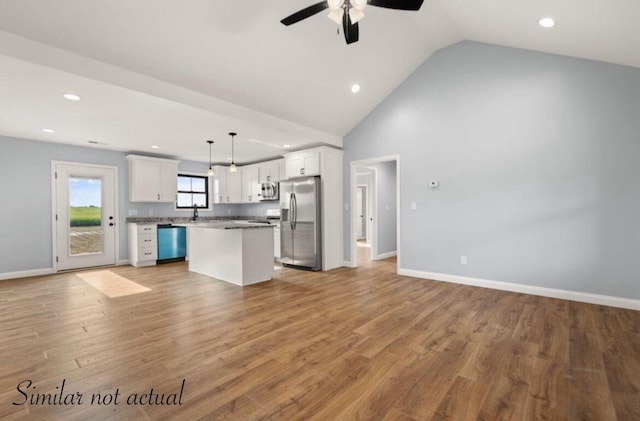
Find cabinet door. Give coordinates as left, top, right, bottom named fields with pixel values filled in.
left=131, top=159, right=160, bottom=201
left=258, top=164, right=270, bottom=184
left=212, top=166, right=227, bottom=204
left=285, top=157, right=303, bottom=179
left=259, top=162, right=280, bottom=183
left=242, top=166, right=260, bottom=202
left=227, top=168, right=242, bottom=203
left=303, top=153, right=320, bottom=176
left=269, top=163, right=280, bottom=182
left=159, top=162, right=178, bottom=202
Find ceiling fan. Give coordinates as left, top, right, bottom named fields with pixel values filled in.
left=280, top=0, right=425, bottom=45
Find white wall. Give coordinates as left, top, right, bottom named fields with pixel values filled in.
left=343, top=41, right=640, bottom=301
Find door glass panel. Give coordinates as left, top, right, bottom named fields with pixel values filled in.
left=69, top=176, right=103, bottom=255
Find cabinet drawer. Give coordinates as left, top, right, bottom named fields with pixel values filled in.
left=139, top=246, right=157, bottom=260
left=137, top=224, right=157, bottom=235
left=138, top=233, right=156, bottom=248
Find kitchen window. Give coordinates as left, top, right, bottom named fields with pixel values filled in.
left=176, top=174, right=208, bottom=209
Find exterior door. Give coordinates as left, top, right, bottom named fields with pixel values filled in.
left=54, top=162, right=117, bottom=271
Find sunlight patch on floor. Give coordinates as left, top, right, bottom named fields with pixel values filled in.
left=77, top=270, right=151, bottom=298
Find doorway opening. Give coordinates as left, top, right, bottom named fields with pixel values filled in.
left=350, top=156, right=399, bottom=269
left=52, top=162, right=118, bottom=271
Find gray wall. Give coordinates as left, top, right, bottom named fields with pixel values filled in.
left=0, top=135, right=264, bottom=274
left=343, top=41, right=640, bottom=300
left=372, top=161, right=397, bottom=255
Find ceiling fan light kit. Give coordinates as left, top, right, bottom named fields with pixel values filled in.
left=281, top=0, right=424, bottom=45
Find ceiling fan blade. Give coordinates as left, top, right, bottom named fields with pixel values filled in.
left=281, top=2, right=329, bottom=26
left=342, top=12, right=359, bottom=44
left=368, top=0, right=424, bottom=11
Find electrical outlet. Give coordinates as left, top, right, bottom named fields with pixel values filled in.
left=460, top=256, right=468, bottom=265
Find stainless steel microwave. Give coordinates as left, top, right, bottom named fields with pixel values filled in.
left=260, top=182, right=279, bottom=201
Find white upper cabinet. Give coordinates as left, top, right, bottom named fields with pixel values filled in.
left=212, top=165, right=227, bottom=204
left=258, top=159, right=283, bottom=183
left=127, top=155, right=180, bottom=202
left=227, top=168, right=243, bottom=203
left=213, top=165, right=242, bottom=203
left=284, top=150, right=320, bottom=179
left=242, top=165, right=261, bottom=203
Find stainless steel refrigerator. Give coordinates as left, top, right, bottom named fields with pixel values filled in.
left=280, top=176, right=322, bottom=271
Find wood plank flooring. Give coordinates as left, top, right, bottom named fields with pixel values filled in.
left=1, top=252, right=639, bottom=420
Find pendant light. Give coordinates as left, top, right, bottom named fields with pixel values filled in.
left=229, top=132, right=238, bottom=173
left=206, top=140, right=214, bottom=176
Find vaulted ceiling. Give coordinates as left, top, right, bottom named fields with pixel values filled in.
left=0, top=0, right=638, bottom=163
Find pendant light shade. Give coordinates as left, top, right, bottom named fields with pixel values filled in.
left=206, top=140, right=214, bottom=176
left=229, top=132, right=238, bottom=172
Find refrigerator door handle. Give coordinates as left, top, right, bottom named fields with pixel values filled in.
left=289, top=193, right=294, bottom=230
left=292, top=193, right=297, bottom=230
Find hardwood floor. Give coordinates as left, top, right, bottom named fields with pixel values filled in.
left=1, top=256, right=639, bottom=420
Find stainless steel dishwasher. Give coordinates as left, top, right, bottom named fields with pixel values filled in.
left=157, top=224, right=187, bottom=263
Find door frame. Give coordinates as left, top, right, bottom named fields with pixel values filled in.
left=349, top=155, right=400, bottom=269
left=355, top=183, right=369, bottom=242
left=51, top=161, right=120, bottom=272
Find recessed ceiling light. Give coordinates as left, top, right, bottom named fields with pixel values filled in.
left=539, top=17, right=555, bottom=28
left=283, top=144, right=291, bottom=149
left=63, top=93, right=81, bottom=101
left=42, top=128, right=55, bottom=133
left=351, top=83, right=361, bottom=94
left=151, top=145, right=159, bottom=149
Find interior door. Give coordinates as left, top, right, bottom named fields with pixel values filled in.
left=356, top=187, right=365, bottom=240
left=54, top=162, right=117, bottom=271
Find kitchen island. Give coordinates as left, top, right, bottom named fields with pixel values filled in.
left=186, top=223, right=275, bottom=286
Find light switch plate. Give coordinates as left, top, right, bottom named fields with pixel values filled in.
left=411, top=202, right=417, bottom=210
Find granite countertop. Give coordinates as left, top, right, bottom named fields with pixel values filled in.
left=126, top=216, right=272, bottom=224
left=184, top=222, right=274, bottom=230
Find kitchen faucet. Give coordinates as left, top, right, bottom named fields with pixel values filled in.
left=192, top=204, right=199, bottom=221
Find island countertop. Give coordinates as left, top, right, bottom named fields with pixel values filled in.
left=175, top=222, right=275, bottom=230
left=187, top=222, right=274, bottom=286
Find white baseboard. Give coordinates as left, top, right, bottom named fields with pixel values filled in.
left=0, top=268, right=54, bottom=281
left=343, top=260, right=357, bottom=268
left=373, top=251, right=397, bottom=260
left=116, top=259, right=131, bottom=266
left=398, top=268, right=640, bottom=311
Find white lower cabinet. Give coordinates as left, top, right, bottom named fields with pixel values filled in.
left=128, top=223, right=157, bottom=267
